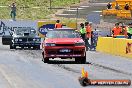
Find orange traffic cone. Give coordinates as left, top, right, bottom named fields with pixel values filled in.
left=81, top=67, right=85, bottom=77
left=81, top=67, right=88, bottom=78
left=79, top=67, right=90, bottom=86
left=85, top=71, right=88, bottom=78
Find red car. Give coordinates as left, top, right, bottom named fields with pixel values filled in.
left=42, top=29, right=86, bottom=63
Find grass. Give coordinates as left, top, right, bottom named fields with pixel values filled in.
left=0, top=0, right=80, bottom=20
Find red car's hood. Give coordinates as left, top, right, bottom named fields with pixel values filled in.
left=45, top=38, right=84, bottom=44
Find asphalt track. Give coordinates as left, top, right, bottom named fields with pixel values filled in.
left=0, top=37, right=132, bottom=88
left=0, top=0, right=132, bottom=87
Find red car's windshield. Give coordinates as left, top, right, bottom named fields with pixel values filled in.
left=46, top=30, right=80, bottom=38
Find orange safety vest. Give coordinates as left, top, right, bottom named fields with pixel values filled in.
left=55, top=23, right=62, bottom=28
left=112, top=27, right=122, bottom=36
left=86, top=25, right=92, bottom=38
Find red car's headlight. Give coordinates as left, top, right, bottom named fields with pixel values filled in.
left=75, top=42, right=85, bottom=46
left=45, top=43, right=56, bottom=46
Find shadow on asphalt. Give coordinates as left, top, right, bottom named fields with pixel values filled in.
left=12, top=48, right=41, bottom=50
left=46, top=60, right=91, bottom=64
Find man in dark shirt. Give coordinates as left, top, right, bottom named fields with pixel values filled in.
left=107, top=2, right=112, bottom=9
left=124, top=3, right=130, bottom=10
left=115, top=3, right=120, bottom=10
left=9, top=2, right=16, bottom=21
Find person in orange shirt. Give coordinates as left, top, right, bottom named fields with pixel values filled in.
left=112, top=23, right=122, bottom=37
left=55, top=20, right=62, bottom=28
left=85, top=22, right=92, bottom=39
left=85, top=22, right=92, bottom=51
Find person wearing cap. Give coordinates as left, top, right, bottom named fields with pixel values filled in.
left=112, top=23, right=122, bottom=37
left=124, top=3, right=130, bottom=10
left=79, top=23, right=86, bottom=41
left=55, top=20, right=62, bottom=28
left=127, top=23, right=132, bottom=39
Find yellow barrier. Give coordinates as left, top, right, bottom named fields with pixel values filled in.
left=116, top=0, right=132, bottom=1
left=111, top=1, right=132, bottom=10
left=102, top=9, right=118, bottom=15
left=96, top=37, right=132, bottom=58
left=103, top=0, right=132, bottom=19
left=117, top=10, right=132, bottom=19
left=116, top=0, right=132, bottom=3
left=112, top=1, right=116, bottom=8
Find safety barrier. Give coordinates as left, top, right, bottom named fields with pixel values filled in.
left=96, top=37, right=132, bottom=58
left=116, top=10, right=132, bottom=19
left=102, top=9, right=132, bottom=19
left=104, top=0, right=132, bottom=19
left=112, top=0, right=132, bottom=10
left=116, top=0, right=132, bottom=3
left=111, top=1, right=116, bottom=8
left=102, top=9, right=118, bottom=15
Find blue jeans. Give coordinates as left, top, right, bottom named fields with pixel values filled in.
left=92, top=38, right=98, bottom=50
left=85, top=38, right=92, bottom=51
left=10, top=11, right=16, bottom=20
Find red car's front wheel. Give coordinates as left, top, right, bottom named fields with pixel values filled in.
left=42, top=52, right=49, bottom=63
left=75, top=56, right=86, bottom=64
left=44, top=57, right=49, bottom=63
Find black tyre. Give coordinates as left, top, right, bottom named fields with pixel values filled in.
left=10, top=45, right=16, bottom=49
left=10, top=44, right=14, bottom=49
left=44, top=57, right=49, bottom=63
left=42, top=51, right=49, bottom=63
left=75, top=56, right=86, bottom=64
left=14, top=45, right=16, bottom=49
left=42, top=52, right=44, bottom=61
left=81, top=55, right=86, bottom=64
left=75, top=57, right=81, bottom=64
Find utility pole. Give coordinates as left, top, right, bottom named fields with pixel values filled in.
left=76, top=7, right=79, bottom=30
left=50, top=0, right=52, bottom=9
